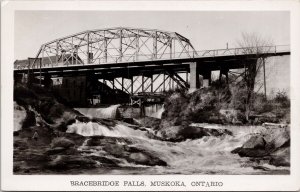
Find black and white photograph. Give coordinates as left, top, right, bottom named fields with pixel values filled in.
left=2, top=0, right=300, bottom=191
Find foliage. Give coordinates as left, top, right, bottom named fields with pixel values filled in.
left=14, top=83, right=78, bottom=125
left=235, top=32, right=274, bottom=120
left=14, top=83, right=38, bottom=105
left=274, top=90, right=290, bottom=108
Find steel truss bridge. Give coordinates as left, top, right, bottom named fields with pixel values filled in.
left=14, top=27, right=290, bottom=105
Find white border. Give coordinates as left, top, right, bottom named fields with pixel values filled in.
left=1, top=1, right=300, bottom=191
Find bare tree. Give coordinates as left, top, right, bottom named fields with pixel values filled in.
left=236, top=32, right=273, bottom=121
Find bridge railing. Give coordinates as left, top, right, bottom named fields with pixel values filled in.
left=88, top=45, right=290, bottom=63
left=15, top=45, right=290, bottom=70
left=192, top=45, right=290, bottom=58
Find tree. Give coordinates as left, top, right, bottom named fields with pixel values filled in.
left=236, top=32, right=273, bottom=121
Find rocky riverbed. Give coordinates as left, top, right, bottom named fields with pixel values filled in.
left=13, top=84, right=290, bottom=174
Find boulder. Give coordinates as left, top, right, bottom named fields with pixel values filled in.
left=127, top=152, right=167, bottom=166
left=50, top=137, right=75, bottom=149
left=269, top=146, right=290, bottom=167
left=47, top=155, right=97, bottom=169
left=157, top=126, right=184, bottom=141
left=89, top=156, right=119, bottom=167
left=22, top=110, right=36, bottom=129
left=264, top=127, right=290, bottom=152
left=232, top=126, right=290, bottom=163
left=46, top=147, right=68, bottom=155
left=242, top=135, right=266, bottom=149
left=232, top=147, right=268, bottom=157
left=135, top=117, right=161, bottom=130
left=89, top=136, right=168, bottom=167
left=157, top=125, right=232, bottom=142
left=231, top=135, right=267, bottom=157
left=14, top=139, right=29, bottom=150
left=23, top=152, right=50, bottom=166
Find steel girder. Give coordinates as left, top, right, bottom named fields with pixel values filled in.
left=30, top=27, right=198, bottom=69
left=100, top=71, right=189, bottom=95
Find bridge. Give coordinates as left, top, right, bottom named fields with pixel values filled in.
left=14, top=27, right=290, bottom=106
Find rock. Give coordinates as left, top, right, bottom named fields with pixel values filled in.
left=22, top=110, right=36, bottom=129
left=242, top=135, right=266, bottom=149
left=126, top=147, right=167, bottom=166
left=157, top=126, right=184, bottom=141
left=13, top=165, right=21, bottom=172
left=50, top=137, right=75, bottom=149
left=264, top=127, right=290, bottom=152
left=231, top=135, right=267, bottom=157
left=58, top=132, right=86, bottom=146
left=23, top=152, right=50, bottom=165
left=232, top=147, right=267, bottom=157
left=157, top=125, right=232, bottom=142
left=232, top=126, right=290, bottom=163
left=269, top=156, right=290, bottom=167
left=89, top=156, right=119, bottom=167
left=13, top=131, right=20, bottom=136
left=252, top=165, right=271, bottom=171
left=89, top=136, right=167, bottom=167
left=14, top=139, right=29, bottom=150
left=88, top=136, right=133, bottom=147
left=47, top=155, right=97, bottom=169
left=129, top=153, right=149, bottom=164
left=56, top=119, right=76, bottom=132
left=135, top=117, right=161, bottom=130
left=47, top=155, right=66, bottom=169
left=269, top=146, right=290, bottom=167
left=46, top=147, right=67, bottom=155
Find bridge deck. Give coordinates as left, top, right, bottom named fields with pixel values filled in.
left=14, top=51, right=290, bottom=79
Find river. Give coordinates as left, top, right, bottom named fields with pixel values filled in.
left=65, top=105, right=289, bottom=175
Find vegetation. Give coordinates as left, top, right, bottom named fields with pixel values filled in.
left=160, top=80, right=290, bottom=129
left=14, top=83, right=80, bottom=125
left=235, top=32, right=274, bottom=120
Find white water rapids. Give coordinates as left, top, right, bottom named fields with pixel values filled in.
left=65, top=106, right=288, bottom=174
left=14, top=102, right=27, bottom=131
left=75, top=105, right=120, bottom=119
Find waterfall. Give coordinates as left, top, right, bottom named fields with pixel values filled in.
left=65, top=117, right=287, bottom=174
left=66, top=120, right=149, bottom=139
left=145, top=104, right=165, bottom=119
left=76, top=104, right=120, bottom=119
left=151, top=106, right=165, bottom=119
left=14, top=102, right=27, bottom=131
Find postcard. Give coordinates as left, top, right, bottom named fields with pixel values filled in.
left=1, top=0, right=300, bottom=191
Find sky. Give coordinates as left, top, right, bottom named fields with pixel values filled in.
left=14, top=11, right=290, bottom=96
left=15, top=11, right=290, bottom=59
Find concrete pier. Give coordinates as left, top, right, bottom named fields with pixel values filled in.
left=189, top=62, right=200, bottom=92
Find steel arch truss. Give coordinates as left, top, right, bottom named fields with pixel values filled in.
left=31, top=27, right=197, bottom=69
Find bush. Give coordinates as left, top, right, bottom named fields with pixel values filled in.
left=14, top=84, right=37, bottom=102
left=274, top=90, right=290, bottom=108
left=228, top=84, right=248, bottom=111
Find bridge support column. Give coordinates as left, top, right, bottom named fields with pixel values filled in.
left=219, top=68, right=229, bottom=84
left=189, top=62, right=200, bottom=92
left=202, top=70, right=212, bottom=87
